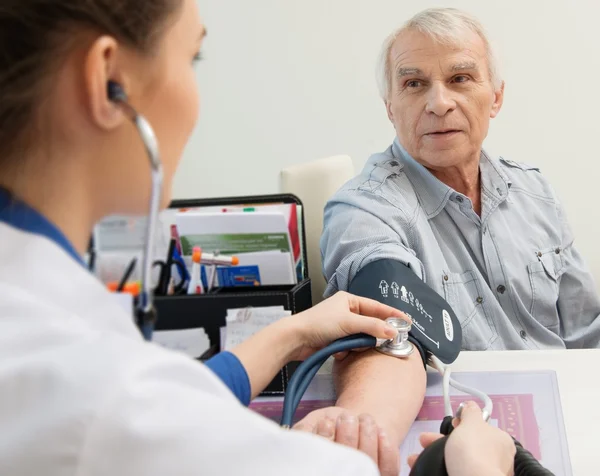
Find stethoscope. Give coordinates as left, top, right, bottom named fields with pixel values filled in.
left=281, top=318, right=553, bottom=476
left=108, top=82, right=553, bottom=476
left=280, top=317, right=492, bottom=428
left=107, top=80, right=162, bottom=342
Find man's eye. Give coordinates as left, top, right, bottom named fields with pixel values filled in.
left=406, top=80, right=422, bottom=88
left=453, top=75, right=469, bottom=83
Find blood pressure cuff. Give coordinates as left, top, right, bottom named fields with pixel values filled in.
left=348, top=259, right=462, bottom=365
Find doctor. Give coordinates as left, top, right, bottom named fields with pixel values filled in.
left=0, top=0, right=516, bottom=475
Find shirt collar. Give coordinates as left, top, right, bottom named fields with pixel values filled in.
left=391, top=138, right=512, bottom=219
left=0, top=187, right=85, bottom=267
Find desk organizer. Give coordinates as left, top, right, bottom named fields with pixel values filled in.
left=153, top=193, right=312, bottom=396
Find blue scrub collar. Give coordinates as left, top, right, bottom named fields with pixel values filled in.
left=0, top=187, right=86, bottom=267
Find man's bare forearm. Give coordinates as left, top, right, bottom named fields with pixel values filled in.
left=333, top=349, right=426, bottom=447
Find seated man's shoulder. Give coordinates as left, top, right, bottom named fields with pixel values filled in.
left=496, top=156, right=555, bottom=200
left=329, top=146, right=419, bottom=215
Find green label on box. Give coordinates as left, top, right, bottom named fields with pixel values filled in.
left=180, top=233, right=290, bottom=255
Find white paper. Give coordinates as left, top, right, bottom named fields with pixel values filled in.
left=153, top=328, right=210, bottom=359
left=220, top=326, right=227, bottom=351
left=174, top=211, right=293, bottom=258
left=225, top=250, right=296, bottom=286
left=93, top=210, right=174, bottom=286
left=223, top=306, right=291, bottom=350
left=93, top=213, right=172, bottom=253
left=176, top=210, right=288, bottom=236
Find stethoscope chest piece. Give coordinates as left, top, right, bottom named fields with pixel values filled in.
left=376, top=317, right=414, bottom=358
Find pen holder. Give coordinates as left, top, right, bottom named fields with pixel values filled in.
left=153, top=278, right=312, bottom=396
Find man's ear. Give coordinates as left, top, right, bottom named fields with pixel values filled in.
left=385, top=100, right=395, bottom=123
left=490, top=80, right=505, bottom=119
left=83, top=36, right=129, bottom=130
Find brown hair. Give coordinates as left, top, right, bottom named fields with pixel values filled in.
left=0, top=0, right=182, bottom=165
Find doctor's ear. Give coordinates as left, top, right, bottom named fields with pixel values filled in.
left=83, top=35, right=131, bottom=130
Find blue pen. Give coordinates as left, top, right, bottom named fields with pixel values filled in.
left=173, top=247, right=190, bottom=282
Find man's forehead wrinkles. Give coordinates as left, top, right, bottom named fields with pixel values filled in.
left=393, top=49, right=485, bottom=73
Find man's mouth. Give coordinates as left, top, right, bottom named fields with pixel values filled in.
left=426, top=129, right=461, bottom=135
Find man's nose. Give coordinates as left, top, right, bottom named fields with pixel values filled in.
left=425, top=82, right=456, bottom=116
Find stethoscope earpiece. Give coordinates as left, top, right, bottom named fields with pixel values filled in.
left=107, top=80, right=128, bottom=103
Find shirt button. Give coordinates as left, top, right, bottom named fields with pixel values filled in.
left=537, top=251, right=542, bottom=258
left=476, top=296, right=483, bottom=304
left=520, top=330, right=527, bottom=339
left=496, top=187, right=503, bottom=195
left=497, top=285, right=506, bottom=294
left=555, top=248, right=561, bottom=254
left=456, top=196, right=464, bottom=203
left=443, top=275, right=449, bottom=281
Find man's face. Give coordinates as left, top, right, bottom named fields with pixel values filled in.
left=386, top=29, right=504, bottom=169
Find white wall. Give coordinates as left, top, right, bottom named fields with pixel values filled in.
left=174, top=0, right=600, bottom=284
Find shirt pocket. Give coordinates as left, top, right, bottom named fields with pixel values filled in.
left=527, top=247, right=565, bottom=330
left=442, top=270, right=498, bottom=350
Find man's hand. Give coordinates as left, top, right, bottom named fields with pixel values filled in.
left=293, top=407, right=399, bottom=476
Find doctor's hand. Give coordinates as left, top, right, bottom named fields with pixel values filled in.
left=293, top=407, right=399, bottom=476
left=407, top=402, right=515, bottom=476
left=287, top=291, right=408, bottom=361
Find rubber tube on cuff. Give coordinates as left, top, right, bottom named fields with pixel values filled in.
left=513, top=439, right=555, bottom=476
left=292, top=355, right=328, bottom=412
left=280, top=334, right=377, bottom=427
left=439, top=416, right=454, bottom=436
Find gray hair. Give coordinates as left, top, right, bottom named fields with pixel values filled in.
left=376, top=8, right=502, bottom=101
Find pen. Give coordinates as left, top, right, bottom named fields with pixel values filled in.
left=87, top=237, right=96, bottom=273
left=170, top=224, right=182, bottom=256
left=117, top=258, right=137, bottom=292
left=157, top=239, right=176, bottom=295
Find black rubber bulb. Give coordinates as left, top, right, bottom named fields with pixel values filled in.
left=408, top=434, right=450, bottom=476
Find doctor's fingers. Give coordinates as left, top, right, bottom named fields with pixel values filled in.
left=315, top=417, right=336, bottom=440
left=334, top=413, right=359, bottom=448
left=338, top=313, right=399, bottom=341
left=293, top=417, right=335, bottom=439
left=343, top=292, right=411, bottom=321
left=377, top=428, right=400, bottom=476
left=357, top=414, right=379, bottom=465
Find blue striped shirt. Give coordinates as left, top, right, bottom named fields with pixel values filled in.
left=321, top=138, right=600, bottom=350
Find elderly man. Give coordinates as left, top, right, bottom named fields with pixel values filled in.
left=297, top=6, right=600, bottom=473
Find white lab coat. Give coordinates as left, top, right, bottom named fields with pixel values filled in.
left=0, top=222, right=379, bottom=476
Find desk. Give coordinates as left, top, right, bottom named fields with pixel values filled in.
left=315, top=349, right=596, bottom=474
left=450, top=349, right=600, bottom=476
